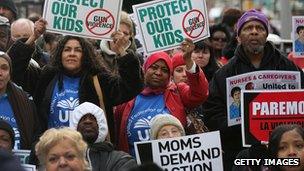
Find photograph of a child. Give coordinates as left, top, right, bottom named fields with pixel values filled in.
left=295, top=25, right=304, bottom=53
left=229, top=86, right=241, bottom=119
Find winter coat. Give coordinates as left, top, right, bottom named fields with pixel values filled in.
left=87, top=142, right=137, bottom=171
left=7, top=39, right=144, bottom=143
left=6, top=82, right=40, bottom=149
left=202, top=41, right=304, bottom=170
left=115, top=68, right=209, bottom=153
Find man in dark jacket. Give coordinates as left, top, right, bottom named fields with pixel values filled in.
left=202, top=9, right=304, bottom=170
left=70, top=102, right=137, bottom=171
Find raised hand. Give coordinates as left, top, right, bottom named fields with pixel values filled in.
left=110, top=31, right=128, bottom=56
left=26, top=18, right=47, bottom=46
left=180, top=38, right=195, bottom=70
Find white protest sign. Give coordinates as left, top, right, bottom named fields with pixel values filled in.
left=22, top=164, right=36, bottom=171
left=132, top=0, right=209, bottom=54
left=226, top=70, right=301, bottom=126
left=292, top=16, right=304, bottom=57
left=135, top=131, right=223, bottom=171
left=13, top=149, right=31, bottom=164
left=241, top=89, right=304, bottom=147
left=43, top=0, right=123, bottom=40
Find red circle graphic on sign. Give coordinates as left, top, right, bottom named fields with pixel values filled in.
left=85, top=9, right=115, bottom=36
left=182, top=9, right=205, bottom=39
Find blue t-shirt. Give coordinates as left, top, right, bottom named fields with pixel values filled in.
left=127, top=94, right=170, bottom=157
left=295, top=39, right=304, bottom=53
left=229, top=102, right=240, bottom=119
left=49, top=75, right=80, bottom=128
left=0, top=94, right=21, bottom=149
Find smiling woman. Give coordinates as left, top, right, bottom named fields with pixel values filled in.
left=35, top=127, right=89, bottom=171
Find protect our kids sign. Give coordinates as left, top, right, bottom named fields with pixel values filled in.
left=226, top=70, right=301, bottom=127
left=241, top=90, right=304, bottom=147
left=132, top=0, right=210, bottom=54
left=43, top=0, right=123, bottom=40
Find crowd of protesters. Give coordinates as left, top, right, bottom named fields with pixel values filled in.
left=0, top=0, right=303, bottom=171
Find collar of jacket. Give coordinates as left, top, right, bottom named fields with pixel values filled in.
left=99, top=40, right=131, bottom=55
left=88, top=141, right=114, bottom=152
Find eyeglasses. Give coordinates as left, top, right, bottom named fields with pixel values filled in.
left=212, top=37, right=227, bottom=42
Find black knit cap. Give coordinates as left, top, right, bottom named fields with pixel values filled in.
left=0, top=120, right=15, bottom=148
left=0, top=0, right=17, bottom=19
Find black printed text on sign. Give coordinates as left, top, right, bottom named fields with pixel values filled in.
left=241, top=90, right=304, bottom=147
left=42, top=0, right=123, bottom=40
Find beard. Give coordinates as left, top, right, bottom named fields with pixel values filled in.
left=243, top=42, right=264, bottom=55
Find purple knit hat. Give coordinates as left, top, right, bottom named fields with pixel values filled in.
left=236, top=9, right=269, bottom=36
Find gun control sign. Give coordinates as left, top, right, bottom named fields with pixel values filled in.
left=134, top=131, right=223, bottom=171
left=241, top=90, right=304, bottom=147
left=133, top=0, right=209, bottom=54
left=226, top=70, right=301, bottom=127
left=43, top=0, right=122, bottom=40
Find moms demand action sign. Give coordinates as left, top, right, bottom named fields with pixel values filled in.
left=134, top=131, right=223, bottom=171
left=241, top=90, right=304, bottom=147
left=132, top=0, right=209, bottom=54
left=43, top=0, right=122, bottom=40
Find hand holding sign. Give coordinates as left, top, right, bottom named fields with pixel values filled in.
left=26, top=18, right=47, bottom=46
left=110, top=31, right=128, bottom=56
left=181, top=38, right=195, bottom=70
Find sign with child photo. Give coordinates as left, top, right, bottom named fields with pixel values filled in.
left=226, top=70, right=301, bottom=126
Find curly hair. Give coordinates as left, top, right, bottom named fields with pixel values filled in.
left=50, top=35, right=104, bottom=74
left=35, top=127, right=89, bottom=170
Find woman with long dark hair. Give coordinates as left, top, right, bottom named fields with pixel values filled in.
left=8, top=19, right=143, bottom=142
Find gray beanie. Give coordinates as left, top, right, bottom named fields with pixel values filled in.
left=150, top=114, right=185, bottom=140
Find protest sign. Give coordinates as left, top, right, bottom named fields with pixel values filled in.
left=226, top=70, right=301, bottom=126
left=43, top=0, right=122, bottom=40
left=135, top=131, right=223, bottom=171
left=13, top=149, right=31, bottom=164
left=292, top=16, right=304, bottom=57
left=132, top=0, right=209, bottom=54
left=241, top=90, right=304, bottom=147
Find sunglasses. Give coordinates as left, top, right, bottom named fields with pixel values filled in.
left=212, top=37, right=227, bottom=42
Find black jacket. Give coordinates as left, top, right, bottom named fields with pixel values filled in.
left=8, top=40, right=144, bottom=143
left=87, top=142, right=137, bottom=171
left=202, top=42, right=304, bottom=169
left=6, top=82, right=40, bottom=149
